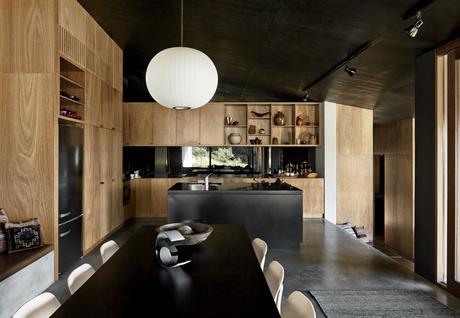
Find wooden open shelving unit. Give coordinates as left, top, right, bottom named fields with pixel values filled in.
left=224, top=102, right=320, bottom=146
left=59, top=56, right=85, bottom=123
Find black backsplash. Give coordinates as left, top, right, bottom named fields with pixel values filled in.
left=123, top=146, right=316, bottom=177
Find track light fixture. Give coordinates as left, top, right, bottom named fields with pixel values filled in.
left=405, top=11, right=423, bottom=37
left=344, top=65, right=357, bottom=77
left=302, top=90, right=309, bottom=102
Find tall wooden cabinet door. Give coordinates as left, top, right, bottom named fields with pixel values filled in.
left=200, top=103, right=224, bottom=145
left=123, top=104, right=130, bottom=145
left=101, top=83, right=114, bottom=130
left=176, top=108, right=200, bottom=145
left=85, top=13, right=96, bottom=73
left=112, top=42, right=123, bottom=92
left=111, top=131, right=123, bottom=228
left=125, top=103, right=153, bottom=145
left=85, top=72, right=102, bottom=127
left=132, top=179, right=152, bottom=217
left=95, top=23, right=112, bottom=84
left=113, top=89, right=123, bottom=132
left=152, top=104, right=176, bottom=145
left=83, top=125, right=102, bottom=252
left=99, top=128, right=113, bottom=238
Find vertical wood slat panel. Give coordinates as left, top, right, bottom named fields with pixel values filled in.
left=59, top=26, right=85, bottom=68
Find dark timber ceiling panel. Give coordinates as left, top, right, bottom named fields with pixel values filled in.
left=77, top=0, right=460, bottom=123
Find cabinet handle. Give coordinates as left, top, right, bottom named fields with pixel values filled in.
left=60, top=229, right=71, bottom=238
left=100, top=181, right=105, bottom=184
left=59, top=211, right=72, bottom=219
left=112, top=179, right=115, bottom=182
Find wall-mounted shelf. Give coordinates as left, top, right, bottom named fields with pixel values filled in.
left=60, top=75, right=84, bottom=89
left=222, top=102, right=321, bottom=146
left=59, top=56, right=85, bottom=121
left=58, top=115, right=84, bottom=124
left=60, top=95, right=84, bottom=106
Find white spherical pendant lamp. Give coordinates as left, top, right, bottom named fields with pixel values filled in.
left=145, top=47, right=218, bottom=109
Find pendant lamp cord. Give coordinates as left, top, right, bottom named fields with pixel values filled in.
left=180, top=0, right=183, bottom=47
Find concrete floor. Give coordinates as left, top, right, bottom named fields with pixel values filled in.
left=47, top=218, right=460, bottom=317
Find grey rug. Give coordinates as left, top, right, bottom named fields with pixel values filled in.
left=309, top=289, right=460, bottom=317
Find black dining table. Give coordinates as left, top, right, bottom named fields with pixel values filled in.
left=53, top=224, right=280, bottom=317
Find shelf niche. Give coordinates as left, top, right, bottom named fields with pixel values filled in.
left=59, top=56, right=85, bottom=122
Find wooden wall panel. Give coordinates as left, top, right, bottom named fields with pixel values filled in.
left=374, top=118, right=414, bottom=258
left=0, top=74, right=57, bottom=244
left=0, top=0, right=57, bottom=73
left=200, top=103, right=224, bottom=145
left=336, top=104, right=374, bottom=239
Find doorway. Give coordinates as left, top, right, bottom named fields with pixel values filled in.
left=374, top=155, right=385, bottom=241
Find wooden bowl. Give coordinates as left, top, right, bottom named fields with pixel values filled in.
left=156, top=223, right=213, bottom=245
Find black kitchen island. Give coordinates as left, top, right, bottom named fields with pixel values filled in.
left=168, top=182, right=303, bottom=248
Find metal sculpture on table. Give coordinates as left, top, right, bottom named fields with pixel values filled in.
left=155, top=230, right=191, bottom=268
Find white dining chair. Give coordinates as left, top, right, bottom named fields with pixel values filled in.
left=67, top=263, right=96, bottom=294
left=252, top=238, right=268, bottom=271
left=13, top=292, right=60, bottom=318
left=100, top=240, right=119, bottom=264
left=282, top=291, right=317, bottom=318
left=264, top=260, right=285, bottom=312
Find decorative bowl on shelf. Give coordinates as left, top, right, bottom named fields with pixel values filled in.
left=156, top=222, right=213, bottom=245
left=228, top=133, right=242, bottom=145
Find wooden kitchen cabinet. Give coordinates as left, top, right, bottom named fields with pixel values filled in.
left=152, top=104, right=176, bottom=145
left=85, top=72, right=101, bottom=127
left=101, top=82, right=114, bottom=130
left=176, top=108, right=200, bottom=145
left=285, top=178, right=324, bottom=218
left=113, top=89, right=123, bottom=132
left=200, top=103, right=224, bottom=145
left=83, top=125, right=102, bottom=251
left=125, top=103, right=153, bottom=145
left=84, top=126, right=124, bottom=252
left=131, top=178, right=198, bottom=218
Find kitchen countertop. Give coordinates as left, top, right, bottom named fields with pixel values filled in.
left=127, top=174, right=322, bottom=180
left=168, top=182, right=302, bottom=193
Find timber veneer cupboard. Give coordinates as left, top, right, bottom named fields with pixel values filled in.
left=0, top=0, right=124, bottom=277
left=130, top=178, right=324, bottom=219
left=123, top=102, right=321, bottom=147
left=58, top=0, right=124, bottom=253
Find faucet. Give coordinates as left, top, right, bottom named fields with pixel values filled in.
left=204, top=173, right=212, bottom=190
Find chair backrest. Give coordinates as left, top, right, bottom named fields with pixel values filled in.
left=13, top=292, right=60, bottom=318
left=282, top=291, right=317, bottom=318
left=264, top=260, right=284, bottom=312
left=252, top=238, right=268, bottom=270
left=100, top=240, right=120, bottom=264
left=67, top=263, right=95, bottom=294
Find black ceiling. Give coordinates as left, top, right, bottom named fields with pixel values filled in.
left=77, top=0, right=460, bottom=123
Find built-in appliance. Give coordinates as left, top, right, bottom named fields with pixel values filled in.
left=58, top=124, right=83, bottom=275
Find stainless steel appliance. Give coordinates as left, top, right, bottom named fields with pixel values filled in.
left=58, top=124, right=83, bottom=275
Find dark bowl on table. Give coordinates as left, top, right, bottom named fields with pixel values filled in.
left=156, top=222, right=213, bottom=245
